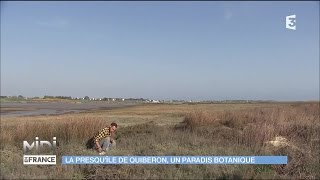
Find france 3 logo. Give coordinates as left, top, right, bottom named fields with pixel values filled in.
left=23, top=137, right=57, bottom=165
left=286, top=15, right=296, bottom=30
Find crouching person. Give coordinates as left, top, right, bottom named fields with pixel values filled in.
left=93, top=122, right=117, bottom=155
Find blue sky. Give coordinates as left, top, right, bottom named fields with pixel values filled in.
left=1, top=1, right=319, bottom=101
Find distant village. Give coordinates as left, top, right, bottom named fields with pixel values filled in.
left=0, top=95, right=276, bottom=104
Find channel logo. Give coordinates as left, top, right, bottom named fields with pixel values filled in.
left=23, top=137, right=57, bottom=165
left=286, top=14, right=296, bottom=30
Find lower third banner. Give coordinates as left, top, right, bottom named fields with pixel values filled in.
left=61, top=156, right=287, bottom=165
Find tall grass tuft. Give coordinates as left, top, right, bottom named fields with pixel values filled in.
left=179, top=103, right=320, bottom=178
left=1, top=117, right=110, bottom=148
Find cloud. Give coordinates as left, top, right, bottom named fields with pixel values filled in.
left=36, top=18, right=69, bottom=28
left=224, top=9, right=233, bottom=20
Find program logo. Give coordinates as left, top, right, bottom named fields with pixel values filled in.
left=23, top=137, right=57, bottom=165
left=286, top=14, right=296, bottom=30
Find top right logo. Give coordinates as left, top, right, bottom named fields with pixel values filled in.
left=286, top=15, right=296, bottom=30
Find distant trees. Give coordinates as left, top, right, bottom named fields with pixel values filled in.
left=126, top=98, right=146, bottom=101
left=84, top=96, right=90, bottom=100
left=44, top=95, right=55, bottom=99
left=55, top=96, right=72, bottom=100
left=0, top=96, right=24, bottom=99
left=102, top=97, right=110, bottom=101
left=43, top=95, right=72, bottom=99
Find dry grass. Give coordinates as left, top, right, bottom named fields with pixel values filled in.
left=1, top=117, right=109, bottom=148
left=180, top=103, right=320, bottom=178
left=1, top=102, right=319, bottom=179
left=182, top=103, right=319, bottom=146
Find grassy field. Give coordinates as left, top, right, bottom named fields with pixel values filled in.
left=0, top=102, right=319, bottom=179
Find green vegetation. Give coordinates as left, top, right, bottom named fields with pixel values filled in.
left=0, top=96, right=27, bottom=103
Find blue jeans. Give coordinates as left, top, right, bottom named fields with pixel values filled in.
left=100, top=137, right=116, bottom=151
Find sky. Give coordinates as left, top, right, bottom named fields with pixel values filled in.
left=1, top=1, right=319, bottom=101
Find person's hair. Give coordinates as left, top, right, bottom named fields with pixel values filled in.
left=110, top=122, right=118, bottom=128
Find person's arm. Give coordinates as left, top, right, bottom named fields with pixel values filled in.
left=93, top=129, right=107, bottom=152
left=110, top=130, right=116, bottom=143
left=95, top=141, right=102, bottom=152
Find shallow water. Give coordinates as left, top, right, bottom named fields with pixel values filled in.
left=0, top=102, right=135, bottom=117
